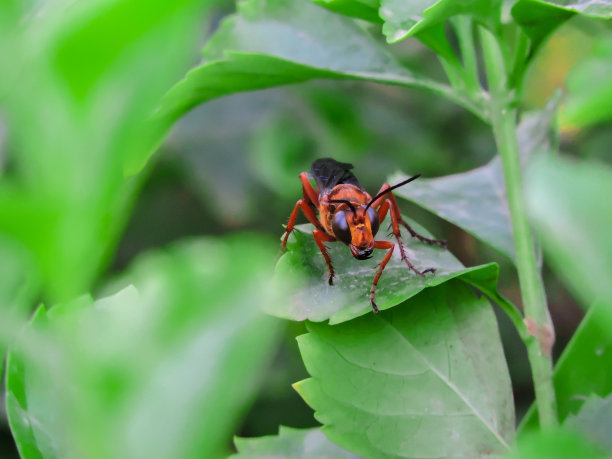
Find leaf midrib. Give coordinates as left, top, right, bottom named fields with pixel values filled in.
left=379, top=316, right=511, bottom=450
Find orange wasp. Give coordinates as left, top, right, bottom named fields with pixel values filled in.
left=281, top=158, right=446, bottom=313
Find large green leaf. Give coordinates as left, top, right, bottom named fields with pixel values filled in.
left=379, top=0, right=502, bottom=44
left=295, top=280, right=514, bottom=458
left=519, top=300, right=612, bottom=433
left=273, top=220, right=511, bottom=325
left=512, top=0, right=612, bottom=57
left=564, top=394, right=612, bottom=454
left=562, top=34, right=612, bottom=127
left=6, top=236, right=282, bottom=459
left=505, top=430, right=608, bottom=459
left=153, top=0, right=484, bottom=153
left=391, top=103, right=557, bottom=265
left=233, top=426, right=361, bottom=458
left=0, top=0, right=210, bottom=301
left=525, top=155, right=612, bottom=307
left=311, top=0, right=382, bottom=23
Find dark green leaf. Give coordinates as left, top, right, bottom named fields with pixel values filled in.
left=6, top=236, right=282, bottom=459
left=379, top=0, right=502, bottom=44
left=154, top=0, right=483, bottom=149
left=563, top=34, right=612, bottom=127
left=506, top=430, right=608, bottom=459
left=512, top=0, right=612, bottom=57
left=295, top=280, right=514, bottom=458
left=311, top=0, right=382, bottom=23
left=519, top=300, right=612, bottom=433
left=525, top=155, right=612, bottom=306
left=273, top=220, right=505, bottom=324
left=564, top=394, right=612, bottom=454
left=391, top=102, right=558, bottom=265
left=233, top=426, right=361, bottom=458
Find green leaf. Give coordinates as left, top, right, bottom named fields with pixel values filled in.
left=311, top=0, right=382, bottom=23
left=519, top=300, right=612, bottom=433
left=391, top=102, right=558, bottom=265
left=233, top=426, right=361, bottom=458
left=154, top=0, right=484, bottom=144
left=511, top=0, right=612, bottom=57
left=379, top=0, right=502, bottom=44
left=506, top=430, right=608, bottom=459
left=525, top=155, right=612, bottom=307
left=564, top=394, right=612, bottom=454
left=0, top=0, right=210, bottom=301
left=295, top=280, right=514, bottom=458
left=6, top=236, right=282, bottom=459
left=562, top=34, right=612, bottom=127
left=273, top=219, right=509, bottom=325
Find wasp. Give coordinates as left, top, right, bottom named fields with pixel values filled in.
left=281, top=158, right=447, bottom=313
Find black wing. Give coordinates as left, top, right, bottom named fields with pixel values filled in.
left=310, top=158, right=363, bottom=196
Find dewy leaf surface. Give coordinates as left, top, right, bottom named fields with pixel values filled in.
left=391, top=99, right=558, bottom=265
left=295, top=280, right=514, bottom=458
left=273, top=220, right=502, bottom=324
left=233, top=426, right=361, bottom=458
left=154, top=0, right=484, bottom=141
left=6, top=236, right=281, bottom=459
left=379, top=0, right=502, bottom=44
left=519, top=300, right=612, bottom=433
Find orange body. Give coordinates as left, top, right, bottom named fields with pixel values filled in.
left=319, top=185, right=375, bottom=253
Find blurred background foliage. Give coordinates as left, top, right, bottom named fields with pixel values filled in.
left=0, top=0, right=611, bottom=457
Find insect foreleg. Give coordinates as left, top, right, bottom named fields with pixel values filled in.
left=369, top=240, right=395, bottom=313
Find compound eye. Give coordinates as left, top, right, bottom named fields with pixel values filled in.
left=332, top=211, right=351, bottom=245
left=367, top=207, right=380, bottom=236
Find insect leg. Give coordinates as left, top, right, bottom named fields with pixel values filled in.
left=378, top=184, right=447, bottom=248
left=299, top=172, right=319, bottom=207
left=379, top=196, right=436, bottom=276
left=370, top=240, right=395, bottom=313
left=313, top=229, right=336, bottom=285
left=281, top=173, right=325, bottom=251
left=281, top=199, right=326, bottom=250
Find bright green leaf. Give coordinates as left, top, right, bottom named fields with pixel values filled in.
left=506, top=430, right=608, bottom=459
left=6, top=236, right=282, bottom=459
left=311, top=0, right=382, bottom=23
left=295, top=280, right=514, bottom=458
left=0, top=0, right=210, bottom=301
left=274, top=220, right=510, bottom=325
left=525, top=155, right=612, bottom=307
left=233, top=426, right=361, bottom=458
left=564, top=394, right=612, bottom=454
left=519, top=300, right=612, bottom=434
left=562, top=34, right=612, bottom=127
left=379, top=0, right=502, bottom=44
left=391, top=102, right=558, bottom=265
left=511, top=0, right=612, bottom=57
left=154, top=0, right=484, bottom=146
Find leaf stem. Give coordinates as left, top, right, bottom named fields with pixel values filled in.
left=452, top=16, right=481, bottom=100
left=479, top=26, right=558, bottom=429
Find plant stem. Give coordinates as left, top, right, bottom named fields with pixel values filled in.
left=479, top=27, right=558, bottom=429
